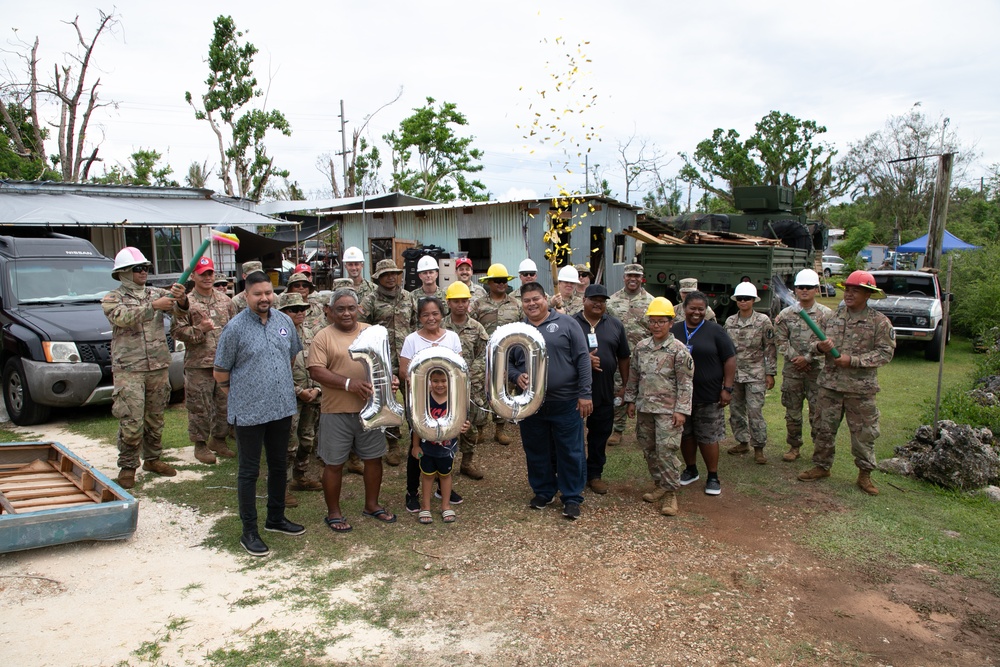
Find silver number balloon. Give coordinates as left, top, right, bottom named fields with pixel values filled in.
left=485, top=322, right=547, bottom=422
left=407, top=347, right=469, bottom=443
left=348, top=325, right=404, bottom=431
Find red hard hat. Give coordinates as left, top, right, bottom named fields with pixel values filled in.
left=294, top=263, right=312, bottom=274
left=845, top=270, right=878, bottom=290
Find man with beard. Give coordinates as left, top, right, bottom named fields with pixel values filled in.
left=455, top=256, right=486, bottom=298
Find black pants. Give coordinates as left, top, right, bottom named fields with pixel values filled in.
left=235, top=416, right=292, bottom=534
left=586, top=402, right=615, bottom=481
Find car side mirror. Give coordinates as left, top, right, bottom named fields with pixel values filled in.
left=947, top=293, right=953, bottom=302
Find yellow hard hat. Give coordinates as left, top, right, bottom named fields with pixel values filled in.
left=646, top=297, right=675, bottom=318
left=479, top=263, right=514, bottom=283
left=445, top=281, right=472, bottom=300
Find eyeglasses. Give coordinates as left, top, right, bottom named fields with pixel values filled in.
left=520, top=272, right=537, bottom=277
left=734, top=296, right=754, bottom=302
left=489, top=278, right=508, bottom=284
left=796, top=285, right=819, bottom=290
left=284, top=306, right=308, bottom=314
left=132, top=265, right=151, bottom=273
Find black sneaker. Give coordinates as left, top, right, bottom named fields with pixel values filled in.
left=240, top=531, right=269, bottom=556
left=529, top=494, right=555, bottom=510
left=704, top=477, right=722, bottom=496
left=264, top=518, right=306, bottom=535
left=405, top=493, right=420, bottom=513
left=562, top=502, right=581, bottom=520
left=679, top=467, right=700, bottom=486
left=434, top=489, right=464, bottom=505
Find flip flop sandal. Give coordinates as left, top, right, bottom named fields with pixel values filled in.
left=418, top=510, right=433, bottom=525
left=442, top=509, right=457, bottom=523
left=362, top=508, right=397, bottom=524
left=324, top=516, right=352, bottom=533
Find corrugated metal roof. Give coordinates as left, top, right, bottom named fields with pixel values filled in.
left=257, top=192, right=435, bottom=215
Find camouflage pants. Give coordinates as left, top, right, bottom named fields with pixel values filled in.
left=459, top=400, right=489, bottom=455
left=112, top=369, right=170, bottom=469
left=729, top=381, right=767, bottom=447
left=184, top=367, right=228, bottom=443
left=288, top=400, right=321, bottom=475
left=612, top=368, right=628, bottom=433
left=636, top=411, right=683, bottom=490
left=811, top=387, right=879, bottom=471
left=781, top=367, right=822, bottom=448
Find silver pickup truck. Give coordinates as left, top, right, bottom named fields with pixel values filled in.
left=868, top=270, right=950, bottom=361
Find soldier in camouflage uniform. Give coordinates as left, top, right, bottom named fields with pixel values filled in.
left=360, top=258, right=415, bottom=465
left=290, top=263, right=331, bottom=309
left=172, top=257, right=237, bottom=466
left=456, top=256, right=487, bottom=299
left=102, top=247, right=186, bottom=488
left=798, top=271, right=895, bottom=496
left=676, top=278, right=717, bottom=323
left=278, top=272, right=326, bottom=331
left=410, top=256, right=450, bottom=315
left=773, top=269, right=833, bottom=462
left=551, top=265, right=583, bottom=316
left=342, top=246, right=376, bottom=310
left=470, top=263, right=523, bottom=445
left=280, top=294, right=323, bottom=503
left=574, top=263, right=592, bottom=298
left=606, top=263, right=654, bottom=445
left=444, top=281, right=490, bottom=479
left=623, top=297, right=694, bottom=517
left=724, top=283, right=777, bottom=463
left=231, top=260, right=262, bottom=312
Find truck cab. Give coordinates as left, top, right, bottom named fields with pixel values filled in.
left=867, top=270, right=949, bottom=361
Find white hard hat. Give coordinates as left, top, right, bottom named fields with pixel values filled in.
left=417, top=255, right=439, bottom=273
left=794, top=269, right=821, bottom=286
left=557, top=265, right=580, bottom=284
left=733, top=282, right=760, bottom=302
left=343, top=246, right=364, bottom=263
left=518, top=258, right=538, bottom=273
left=112, top=247, right=150, bottom=276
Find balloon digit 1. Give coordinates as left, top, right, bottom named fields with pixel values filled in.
left=406, top=347, right=469, bottom=443
left=348, top=325, right=404, bottom=431
left=485, top=322, right=548, bottom=422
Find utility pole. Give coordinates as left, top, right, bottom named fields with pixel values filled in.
left=925, top=152, right=954, bottom=270
left=337, top=100, right=350, bottom=197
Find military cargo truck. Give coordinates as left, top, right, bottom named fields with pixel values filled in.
left=637, top=186, right=824, bottom=320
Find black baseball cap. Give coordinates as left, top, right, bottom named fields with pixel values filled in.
left=584, top=284, right=608, bottom=299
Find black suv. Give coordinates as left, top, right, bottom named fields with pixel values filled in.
left=0, top=234, right=184, bottom=425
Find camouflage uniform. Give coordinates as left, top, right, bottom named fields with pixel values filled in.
left=360, top=287, right=416, bottom=374
left=351, top=278, right=377, bottom=312
left=443, top=313, right=490, bottom=454
left=607, top=286, right=654, bottom=434
left=463, top=280, right=488, bottom=300
left=277, top=291, right=326, bottom=332
left=774, top=302, right=833, bottom=449
left=231, top=291, right=247, bottom=312
left=102, top=282, right=173, bottom=469
left=623, top=334, right=694, bottom=491
left=470, top=293, right=523, bottom=336
left=289, top=320, right=322, bottom=480
left=725, top=311, right=777, bottom=448
left=810, top=305, right=895, bottom=471
left=553, top=291, right=584, bottom=316
left=411, top=285, right=451, bottom=317
left=231, top=261, right=263, bottom=313
left=172, top=288, right=236, bottom=444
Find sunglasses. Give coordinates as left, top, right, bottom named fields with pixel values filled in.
left=520, top=272, right=537, bottom=277
left=734, top=296, right=754, bottom=302
left=131, top=265, right=151, bottom=273
left=489, top=278, right=508, bottom=284
left=796, top=285, right=819, bottom=290
left=284, top=306, right=308, bottom=314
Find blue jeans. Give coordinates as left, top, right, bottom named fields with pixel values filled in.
left=518, top=398, right=586, bottom=505
left=235, top=417, right=292, bottom=534
left=586, top=402, right=615, bottom=481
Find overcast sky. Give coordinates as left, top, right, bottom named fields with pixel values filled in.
left=5, top=0, right=999, bottom=204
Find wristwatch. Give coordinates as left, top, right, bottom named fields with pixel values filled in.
left=722, top=386, right=734, bottom=393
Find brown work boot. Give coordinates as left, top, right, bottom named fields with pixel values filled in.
left=588, top=478, right=609, bottom=494
left=142, top=459, right=177, bottom=477
left=856, top=470, right=880, bottom=496
left=606, top=431, right=623, bottom=447
left=460, top=453, right=484, bottom=480
left=753, top=447, right=767, bottom=465
left=346, top=452, right=365, bottom=475
left=782, top=447, right=800, bottom=462
left=797, top=466, right=831, bottom=482
left=290, top=474, right=322, bottom=491
left=660, top=491, right=678, bottom=516
left=117, top=468, right=136, bottom=489
left=194, top=441, right=217, bottom=464
left=728, top=441, right=751, bottom=455
left=209, top=436, right=236, bottom=458
left=642, top=487, right=668, bottom=503
left=284, top=490, right=299, bottom=508
left=384, top=441, right=402, bottom=466
left=495, top=422, right=512, bottom=446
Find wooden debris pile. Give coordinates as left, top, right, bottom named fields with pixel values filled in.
left=625, top=226, right=785, bottom=247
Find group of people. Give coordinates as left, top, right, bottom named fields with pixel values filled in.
left=101, top=243, right=895, bottom=556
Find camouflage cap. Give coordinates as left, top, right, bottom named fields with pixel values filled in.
left=574, top=263, right=592, bottom=276
left=287, top=272, right=314, bottom=289
left=623, top=263, right=644, bottom=275
left=372, top=258, right=403, bottom=279
left=241, top=260, right=263, bottom=275
left=213, top=276, right=229, bottom=286
left=331, top=278, right=354, bottom=290
left=679, top=277, right=699, bottom=292
left=279, top=292, right=307, bottom=310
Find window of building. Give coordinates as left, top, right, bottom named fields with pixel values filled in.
left=458, top=238, right=491, bottom=273
left=124, top=227, right=183, bottom=274
left=613, top=234, right=626, bottom=264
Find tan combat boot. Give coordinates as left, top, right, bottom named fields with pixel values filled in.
left=142, top=459, right=177, bottom=477
left=856, top=470, right=879, bottom=496
left=209, top=436, right=236, bottom=458
left=284, top=490, right=299, bottom=508
left=782, top=447, right=800, bottom=462
left=753, top=447, right=767, bottom=465
left=460, top=453, right=484, bottom=480
left=728, top=441, right=751, bottom=455
left=346, top=452, right=365, bottom=475
left=290, top=472, right=322, bottom=491
left=797, top=466, right=830, bottom=482
left=384, top=440, right=402, bottom=466
left=606, top=431, right=623, bottom=447
left=588, top=478, right=609, bottom=494
left=660, top=491, right=678, bottom=516
left=495, top=422, right=512, bottom=446
left=643, top=487, right=668, bottom=503
left=117, top=468, right=136, bottom=489
left=194, top=441, right=217, bottom=464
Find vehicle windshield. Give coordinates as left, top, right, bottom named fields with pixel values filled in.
left=875, top=274, right=936, bottom=298
left=9, top=260, right=117, bottom=304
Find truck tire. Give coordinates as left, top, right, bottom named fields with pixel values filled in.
left=925, top=325, right=944, bottom=361
left=3, top=357, right=51, bottom=426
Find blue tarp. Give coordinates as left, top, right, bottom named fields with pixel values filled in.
left=896, top=230, right=980, bottom=254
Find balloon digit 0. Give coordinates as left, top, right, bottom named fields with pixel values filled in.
left=406, top=347, right=469, bottom=443
left=485, top=322, right=547, bottom=422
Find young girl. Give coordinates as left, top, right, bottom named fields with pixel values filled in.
left=411, top=368, right=470, bottom=524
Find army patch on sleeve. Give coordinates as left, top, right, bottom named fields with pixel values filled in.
left=766, top=329, right=774, bottom=339
left=889, top=328, right=895, bottom=340
left=686, top=357, right=694, bottom=370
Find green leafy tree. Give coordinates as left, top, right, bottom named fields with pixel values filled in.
left=383, top=97, right=487, bottom=202
left=0, top=100, right=60, bottom=180
left=834, top=220, right=875, bottom=272
left=679, top=111, right=852, bottom=216
left=950, top=242, right=1000, bottom=337
left=185, top=15, right=291, bottom=201
left=91, top=148, right=178, bottom=186
left=185, top=160, right=212, bottom=188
